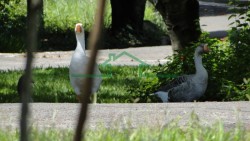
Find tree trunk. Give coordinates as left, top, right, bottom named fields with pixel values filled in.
left=155, top=0, right=201, bottom=51
left=110, top=0, right=146, bottom=33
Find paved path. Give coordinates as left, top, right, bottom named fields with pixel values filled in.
left=0, top=102, right=249, bottom=131
left=0, top=46, right=173, bottom=70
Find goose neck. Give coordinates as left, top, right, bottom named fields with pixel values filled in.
left=76, top=34, right=85, bottom=53
left=194, top=51, right=205, bottom=74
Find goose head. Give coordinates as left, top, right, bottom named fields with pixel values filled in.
left=75, top=23, right=84, bottom=34
left=75, top=23, right=84, bottom=37
left=75, top=23, right=85, bottom=50
left=195, top=44, right=210, bottom=55
left=75, top=23, right=85, bottom=38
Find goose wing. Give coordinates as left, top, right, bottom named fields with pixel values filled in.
left=158, top=74, right=195, bottom=102
left=158, top=75, right=191, bottom=92
left=167, top=78, right=194, bottom=102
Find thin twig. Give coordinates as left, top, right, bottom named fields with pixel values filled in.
left=20, top=1, right=42, bottom=141
left=73, top=0, right=106, bottom=141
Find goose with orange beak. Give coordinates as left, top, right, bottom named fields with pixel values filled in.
left=154, top=44, right=209, bottom=102
left=69, top=23, right=102, bottom=103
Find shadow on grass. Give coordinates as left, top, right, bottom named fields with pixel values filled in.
left=0, top=66, right=156, bottom=103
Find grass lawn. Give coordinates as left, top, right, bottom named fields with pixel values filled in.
left=0, top=119, right=249, bottom=141
left=43, top=0, right=165, bottom=33
left=0, top=0, right=167, bottom=52
left=0, top=66, right=161, bottom=103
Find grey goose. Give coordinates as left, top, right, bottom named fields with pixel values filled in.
left=154, top=44, right=209, bottom=102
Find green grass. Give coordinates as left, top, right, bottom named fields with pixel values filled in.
left=1, top=62, right=248, bottom=103
left=0, top=118, right=249, bottom=141
left=144, top=2, right=167, bottom=32
left=43, top=0, right=165, bottom=32
left=0, top=66, right=160, bottom=103
left=0, top=0, right=167, bottom=52
left=43, top=0, right=112, bottom=31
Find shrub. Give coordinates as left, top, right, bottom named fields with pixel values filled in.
left=150, top=0, right=250, bottom=101
left=0, top=0, right=26, bottom=52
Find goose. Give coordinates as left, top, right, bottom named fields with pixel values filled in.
left=69, top=23, right=102, bottom=103
left=17, top=74, right=34, bottom=102
left=154, top=44, right=209, bottom=102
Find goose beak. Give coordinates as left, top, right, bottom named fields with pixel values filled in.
left=75, top=23, right=82, bottom=33
left=203, top=44, right=210, bottom=53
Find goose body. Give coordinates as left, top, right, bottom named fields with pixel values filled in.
left=17, top=74, right=34, bottom=102
left=155, top=44, right=209, bottom=102
left=69, top=23, right=102, bottom=102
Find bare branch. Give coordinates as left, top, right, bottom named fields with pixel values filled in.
left=20, top=0, right=42, bottom=141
